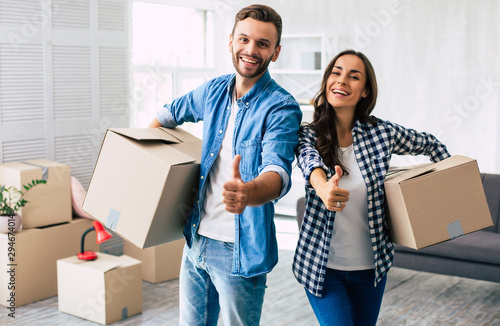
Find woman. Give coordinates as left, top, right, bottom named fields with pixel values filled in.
left=293, top=50, right=450, bottom=325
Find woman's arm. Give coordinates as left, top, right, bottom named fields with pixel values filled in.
left=296, top=126, right=349, bottom=211
left=388, top=120, right=450, bottom=162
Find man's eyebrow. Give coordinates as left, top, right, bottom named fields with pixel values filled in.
left=334, top=65, right=363, bottom=75
left=237, top=33, right=271, bottom=44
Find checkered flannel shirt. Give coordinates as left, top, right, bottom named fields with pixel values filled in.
left=293, top=117, right=450, bottom=297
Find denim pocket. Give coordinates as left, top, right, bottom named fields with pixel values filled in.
left=240, top=138, right=262, bottom=176
left=223, top=241, right=235, bottom=251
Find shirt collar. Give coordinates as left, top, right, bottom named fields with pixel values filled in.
left=353, top=119, right=364, bottom=134
left=226, top=70, right=272, bottom=109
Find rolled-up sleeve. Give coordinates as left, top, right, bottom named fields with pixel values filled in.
left=156, top=104, right=178, bottom=128
left=155, top=80, right=210, bottom=128
left=260, top=164, right=289, bottom=199
left=296, top=126, right=330, bottom=186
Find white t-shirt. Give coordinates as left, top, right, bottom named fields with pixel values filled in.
left=327, top=144, right=375, bottom=270
left=197, top=94, right=238, bottom=243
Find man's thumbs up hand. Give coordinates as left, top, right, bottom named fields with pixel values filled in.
left=232, top=153, right=242, bottom=181
left=223, top=155, right=248, bottom=214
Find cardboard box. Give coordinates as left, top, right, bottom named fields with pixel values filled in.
left=83, top=127, right=201, bottom=249
left=385, top=155, right=493, bottom=249
left=57, top=253, right=142, bottom=325
left=123, top=238, right=184, bottom=283
left=0, top=218, right=97, bottom=307
left=0, top=159, right=72, bottom=229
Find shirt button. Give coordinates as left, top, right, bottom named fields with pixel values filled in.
left=192, top=224, right=196, bottom=228
left=210, top=153, right=214, bottom=157
left=200, top=175, right=204, bottom=179
left=227, top=106, right=231, bottom=109
left=246, top=102, right=249, bottom=106
left=219, top=129, right=223, bottom=133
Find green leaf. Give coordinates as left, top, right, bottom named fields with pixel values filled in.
left=1, top=179, right=46, bottom=215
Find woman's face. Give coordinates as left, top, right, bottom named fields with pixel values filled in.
left=326, top=54, right=368, bottom=111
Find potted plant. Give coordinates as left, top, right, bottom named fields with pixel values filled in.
left=0, top=179, right=47, bottom=233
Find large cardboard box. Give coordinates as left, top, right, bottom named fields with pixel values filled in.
left=385, top=155, right=493, bottom=249
left=0, top=218, right=97, bottom=307
left=123, top=238, right=185, bottom=283
left=0, top=159, right=72, bottom=229
left=83, top=127, right=201, bottom=249
left=57, top=253, right=142, bottom=325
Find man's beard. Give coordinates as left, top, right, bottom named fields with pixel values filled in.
left=232, top=51, right=274, bottom=79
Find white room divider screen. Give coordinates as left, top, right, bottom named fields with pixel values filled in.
left=0, top=0, right=129, bottom=188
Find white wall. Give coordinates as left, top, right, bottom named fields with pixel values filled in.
left=217, top=0, right=500, bottom=173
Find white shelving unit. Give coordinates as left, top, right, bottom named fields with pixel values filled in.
left=270, top=33, right=332, bottom=103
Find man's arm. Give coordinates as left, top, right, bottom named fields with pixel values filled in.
left=149, top=118, right=162, bottom=128
left=223, top=155, right=281, bottom=214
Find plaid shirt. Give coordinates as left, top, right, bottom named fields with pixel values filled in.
left=293, top=117, right=450, bottom=297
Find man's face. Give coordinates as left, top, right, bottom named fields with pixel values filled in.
left=229, top=18, right=281, bottom=81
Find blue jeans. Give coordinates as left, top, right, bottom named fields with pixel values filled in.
left=179, top=235, right=267, bottom=326
left=305, top=268, right=387, bottom=326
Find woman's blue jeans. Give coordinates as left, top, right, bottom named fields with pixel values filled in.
left=179, top=235, right=267, bottom=326
left=305, top=268, right=387, bottom=326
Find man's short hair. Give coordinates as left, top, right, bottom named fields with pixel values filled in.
left=232, top=4, right=282, bottom=48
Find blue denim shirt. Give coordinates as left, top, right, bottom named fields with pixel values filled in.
left=156, top=70, right=302, bottom=277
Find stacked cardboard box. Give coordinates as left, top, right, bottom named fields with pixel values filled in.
left=0, top=159, right=94, bottom=308
left=0, top=218, right=98, bottom=307
left=0, top=159, right=72, bottom=229
left=123, top=239, right=185, bottom=283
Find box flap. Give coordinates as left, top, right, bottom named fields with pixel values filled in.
left=159, top=127, right=199, bottom=143
left=81, top=259, right=122, bottom=272
left=386, top=164, right=435, bottom=183
left=110, top=128, right=180, bottom=143
left=106, top=128, right=197, bottom=166
left=386, top=156, right=475, bottom=184
left=432, top=154, right=475, bottom=171
left=115, top=254, right=142, bottom=268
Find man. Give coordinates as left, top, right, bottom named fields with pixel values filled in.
left=149, top=4, right=301, bottom=325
